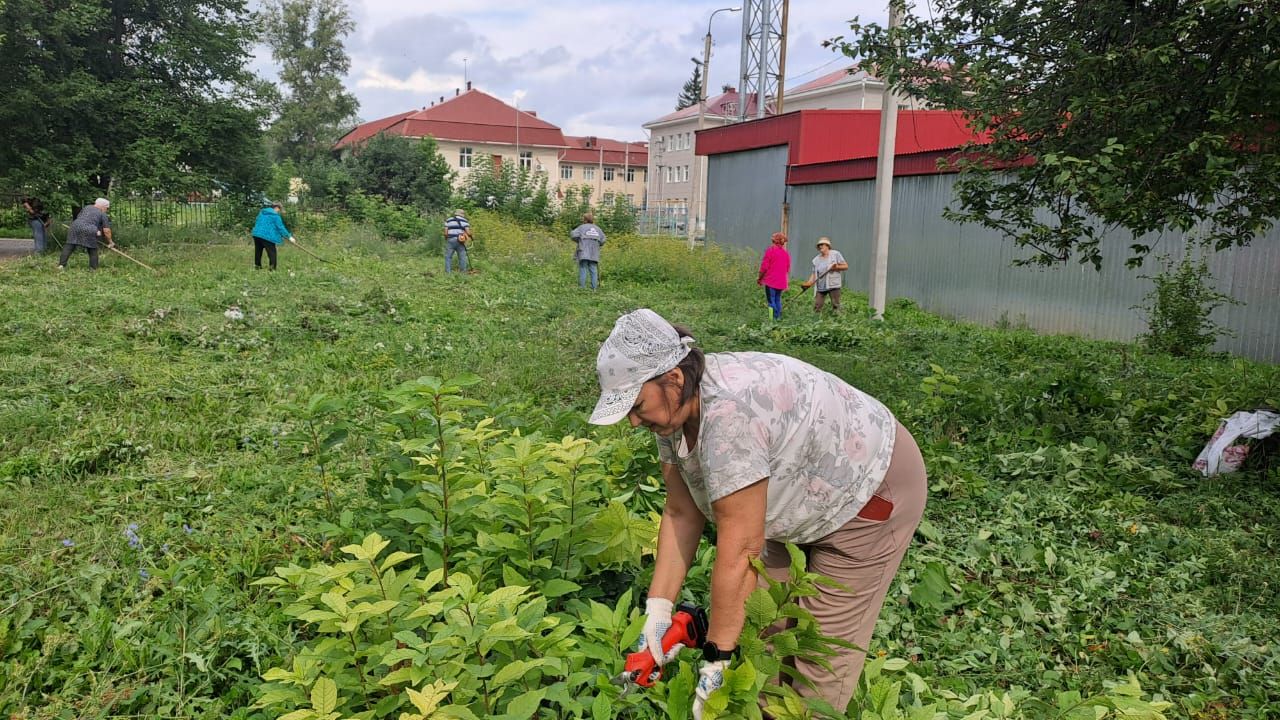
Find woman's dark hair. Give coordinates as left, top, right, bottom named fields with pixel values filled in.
left=661, top=322, right=705, bottom=408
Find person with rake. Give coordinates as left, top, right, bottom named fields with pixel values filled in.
left=58, top=198, right=114, bottom=271
left=800, top=237, right=849, bottom=313
left=251, top=201, right=294, bottom=271
left=589, top=309, right=927, bottom=717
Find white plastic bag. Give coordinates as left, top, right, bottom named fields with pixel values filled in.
left=1192, top=410, right=1280, bottom=476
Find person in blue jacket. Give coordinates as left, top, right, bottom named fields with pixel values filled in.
left=251, top=202, right=294, bottom=270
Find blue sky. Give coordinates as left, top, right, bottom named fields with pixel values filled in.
left=254, top=1, right=892, bottom=143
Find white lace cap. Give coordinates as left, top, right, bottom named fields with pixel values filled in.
left=589, top=309, right=693, bottom=425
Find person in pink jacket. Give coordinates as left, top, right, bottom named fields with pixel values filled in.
left=758, top=231, right=792, bottom=320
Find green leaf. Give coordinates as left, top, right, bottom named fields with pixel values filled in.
left=498, top=688, right=546, bottom=720
left=591, top=692, right=612, bottom=720
left=744, top=589, right=778, bottom=627
left=310, top=677, right=337, bottom=715
left=408, top=680, right=457, bottom=715
left=379, top=551, right=419, bottom=572
left=665, top=663, right=696, bottom=720
left=491, top=659, right=532, bottom=687
left=909, top=562, right=955, bottom=611
left=541, top=579, right=581, bottom=598
left=479, top=617, right=531, bottom=654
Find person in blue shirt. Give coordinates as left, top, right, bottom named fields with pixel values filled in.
left=251, top=202, right=293, bottom=270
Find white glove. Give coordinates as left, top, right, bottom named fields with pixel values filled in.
left=637, top=597, right=681, bottom=666
left=692, top=660, right=730, bottom=720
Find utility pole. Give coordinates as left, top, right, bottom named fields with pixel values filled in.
left=688, top=6, right=741, bottom=248
left=869, top=0, right=902, bottom=320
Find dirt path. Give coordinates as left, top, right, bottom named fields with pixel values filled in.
left=0, top=238, right=35, bottom=262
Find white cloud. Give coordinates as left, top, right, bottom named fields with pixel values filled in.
left=259, top=1, right=893, bottom=137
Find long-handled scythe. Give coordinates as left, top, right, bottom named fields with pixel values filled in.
left=288, top=237, right=334, bottom=265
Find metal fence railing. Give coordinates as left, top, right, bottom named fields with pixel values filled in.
left=635, top=208, right=689, bottom=237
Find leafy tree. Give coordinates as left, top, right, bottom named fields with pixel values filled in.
left=462, top=155, right=553, bottom=225
left=600, top=194, right=638, bottom=235
left=837, top=0, right=1280, bottom=269
left=346, top=133, right=452, bottom=211
left=261, top=0, right=359, bottom=166
left=677, top=64, right=702, bottom=110
left=0, top=0, right=271, bottom=209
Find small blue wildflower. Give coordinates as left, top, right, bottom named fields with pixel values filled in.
left=61, top=538, right=75, bottom=547
left=161, top=543, right=170, bottom=554
left=124, top=524, right=141, bottom=549
left=183, top=524, right=194, bottom=535
left=139, top=568, right=150, bottom=580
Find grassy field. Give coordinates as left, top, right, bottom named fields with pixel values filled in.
left=1, top=213, right=1277, bottom=719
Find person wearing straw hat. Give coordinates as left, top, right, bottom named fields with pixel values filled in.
left=59, top=198, right=114, bottom=270
left=588, top=309, right=927, bottom=717
left=801, top=237, right=848, bottom=313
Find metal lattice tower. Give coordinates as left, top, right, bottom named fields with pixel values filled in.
left=737, top=0, right=785, bottom=120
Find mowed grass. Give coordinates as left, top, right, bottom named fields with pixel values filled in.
left=1, top=212, right=1277, bottom=718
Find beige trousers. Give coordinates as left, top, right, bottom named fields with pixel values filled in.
left=760, top=422, right=928, bottom=712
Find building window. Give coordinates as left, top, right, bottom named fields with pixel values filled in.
left=519, top=151, right=532, bottom=170
left=603, top=192, right=614, bottom=204
left=684, top=133, right=692, bottom=150
left=626, top=194, right=635, bottom=205
left=665, top=135, right=672, bottom=152
left=663, top=167, right=671, bottom=183
left=682, top=166, right=690, bottom=182
left=561, top=165, right=573, bottom=180
left=459, top=147, right=473, bottom=168
left=604, top=167, right=615, bottom=181
left=626, top=167, right=636, bottom=182
left=584, top=167, right=595, bottom=180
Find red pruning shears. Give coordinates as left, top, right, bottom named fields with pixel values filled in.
left=611, top=604, right=708, bottom=694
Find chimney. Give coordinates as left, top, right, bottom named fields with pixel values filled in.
left=466, top=80, right=472, bottom=91
left=440, top=96, right=444, bottom=103
left=455, top=88, right=460, bottom=96
left=526, top=110, right=536, bottom=117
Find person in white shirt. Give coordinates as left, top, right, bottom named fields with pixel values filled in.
left=801, top=237, right=849, bottom=312
left=589, top=309, right=927, bottom=716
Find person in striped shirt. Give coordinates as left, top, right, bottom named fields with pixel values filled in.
left=443, top=209, right=470, bottom=273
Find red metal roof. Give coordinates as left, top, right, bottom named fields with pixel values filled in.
left=335, top=89, right=569, bottom=149
left=644, top=89, right=767, bottom=127
left=561, top=136, right=648, bottom=166
left=695, top=109, right=991, bottom=184
left=785, top=65, right=878, bottom=96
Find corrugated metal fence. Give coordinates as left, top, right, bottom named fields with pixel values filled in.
left=708, top=149, right=1279, bottom=362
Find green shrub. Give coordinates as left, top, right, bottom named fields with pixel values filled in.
left=1138, top=247, right=1241, bottom=356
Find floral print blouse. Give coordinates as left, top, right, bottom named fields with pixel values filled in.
left=657, top=352, right=897, bottom=544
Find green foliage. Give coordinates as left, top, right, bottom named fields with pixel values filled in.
left=1138, top=247, right=1241, bottom=357
left=461, top=155, right=554, bottom=226
left=599, top=195, right=638, bottom=236
left=345, top=191, right=431, bottom=242
left=0, top=215, right=1277, bottom=717
left=0, top=0, right=271, bottom=201
left=268, top=160, right=301, bottom=203
left=345, top=134, right=453, bottom=211
left=555, top=185, right=594, bottom=233
left=836, top=0, right=1280, bottom=268
left=261, top=0, right=360, bottom=166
